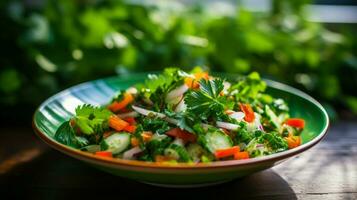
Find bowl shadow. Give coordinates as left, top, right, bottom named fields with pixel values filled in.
left=1, top=149, right=297, bottom=200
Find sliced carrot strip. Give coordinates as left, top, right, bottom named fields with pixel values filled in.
left=108, top=93, right=134, bottom=112
left=108, top=115, right=129, bottom=131
left=239, top=103, right=255, bottom=122
left=215, top=146, right=240, bottom=159
left=131, top=137, right=140, bottom=147
left=155, top=155, right=174, bottom=162
left=285, top=134, right=301, bottom=149
left=234, top=151, right=250, bottom=160
left=141, top=131, right=153, bottom=142
left=184, top=72, right=209, bottom=89
left=123, top=125, right=136, bottom=133
left=95, top=151, right=112, bottom=158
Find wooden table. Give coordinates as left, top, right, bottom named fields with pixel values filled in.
left=1, top=122, right=356, bottom=200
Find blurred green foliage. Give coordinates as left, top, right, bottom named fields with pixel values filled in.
left=0, top=0, right=356, bottom=122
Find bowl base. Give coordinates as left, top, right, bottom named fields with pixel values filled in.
left=141, top=179, right=233, bottom=188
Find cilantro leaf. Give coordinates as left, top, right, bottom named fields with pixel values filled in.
left=140, top=116, right=171, bottom=135
left=74, top=104, right=112, bottom=135
left=185, top=78, right=230, bottom=121
left=164, top=109, right=196, bottom=133
left=137, top=68, right=187, bottom=111
left=55, top=121, right=89, bottom=148
left=257, top=131, right=288, bottom=152
left=230, top=72, right=266, bottom=103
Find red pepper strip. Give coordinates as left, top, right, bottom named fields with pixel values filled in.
left=95, top=151, right=112, bottom=158
left=124, top=117, right=136, bottom=124
left=234, top=151, right=250, bottom=160
left=166, top=128, right=197, bottom=143
left=214, top=146, right=240, bottom=159
left=285, top=118, right=305, bottom=128
left=239, top=103, right=255, bottom=122
left=285, top=134, right=302, bottom=149
left=123, top=125, right=136, bottom=133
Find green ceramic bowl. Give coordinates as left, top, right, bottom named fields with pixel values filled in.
left=33, top=73, right=329, bottom=187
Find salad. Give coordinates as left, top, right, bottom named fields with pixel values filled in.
left=55, top=67, right=305, bottom=163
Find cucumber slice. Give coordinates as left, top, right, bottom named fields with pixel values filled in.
left=81, top=145, right=100, bottom=153
left=265, top=105, right=281, bottom=129
left=100, top=133, right=131, bottom=154
left=187, top=143, right=204, bottom=162
left=164, top=144, right=191, bottom=162
left=202, top=130, right=233, bottom=153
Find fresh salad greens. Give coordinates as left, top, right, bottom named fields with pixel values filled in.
left=55, top=67, right=306, bottom=163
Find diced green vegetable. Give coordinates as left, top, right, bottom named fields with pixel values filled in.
left=265, top=105, right=281, bottom=129
left=200, top=129, right=233, bottom=153
left=100, top=133, right=131, bottom=154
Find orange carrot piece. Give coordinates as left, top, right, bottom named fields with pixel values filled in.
left=239, top=103, right=255, bottom=123
left=141, top=131, right=153, bottom=142
left=123, top=125, right=136, bottom=133
left=155, top=155, right=174, bottom=162
left=214, top=146, right=240, bottom=159
left=108, top=93, right=134, bottom=112
left=234, top=151, right=250, bottom=160
left=95, top=151, right=112, bottom=158
left=285, top=134, right=301, bottom=149
left=184, top=72, right=209, bottom=89
left=108, top=115, right=129, bottom=131
left=131, top=137, right=140, bottom=147
left=103, top=131, right=114, bottom=138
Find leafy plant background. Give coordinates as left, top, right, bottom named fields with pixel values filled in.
left=0, top=0, right=356, bottom=124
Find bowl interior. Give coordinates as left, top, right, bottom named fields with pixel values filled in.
left=33, top=73, right=328, bottom=163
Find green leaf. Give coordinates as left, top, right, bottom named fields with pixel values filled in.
left=141, top=116, right=171, bottom=135
left=185, top=78, right=228, bottom=121
left=54, top=121, right=89, bottom=148
left=230, top=72, right=266, bottom=103
left=74, top=104, right=112, bottom=135
left=138, top=68, right=187, bottom=111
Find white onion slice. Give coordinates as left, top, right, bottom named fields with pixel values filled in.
left=142, top=98, right=153, bottom=105
left=229, top=111, right=245, bottom=121
left=223, top=81, right=231, bottom=94
left=123, top=147, right=142, bottom=160
left=254, top=112, right=264, bottom=131
left=172, top=138, right=184, bottom=146
left=256, top=144, right=265, bottom=151
left=117, top=111, right=139, bottom=119
left=201, top=123, right=211, bottom=130
left=166, top=84, right=189, bottom=102
left=132, top=105, right=166, bottom=118
left=216, top=121, right=240, bottom=130
left=166, top=95, right=182, bottom=105
left=126, top=87, right=138, bottom=95
left=175, top=98, right=187, bottom=112
left=83, top=145, right=100, bottom=153
left=164, top=117, right=179, bottom=125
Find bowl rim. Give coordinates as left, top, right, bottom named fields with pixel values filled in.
left=33, top=74, right=329, bottom=170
